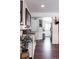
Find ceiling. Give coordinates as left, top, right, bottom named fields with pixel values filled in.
left=25, top=0, right=59, bottom=13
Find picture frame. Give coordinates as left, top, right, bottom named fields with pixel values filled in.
left=20, top=1, right=23, bottom=23
left=25, top=8, right=31, bottom=28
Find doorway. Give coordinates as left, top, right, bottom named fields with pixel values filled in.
left=42, top=17, right=52, bottom=43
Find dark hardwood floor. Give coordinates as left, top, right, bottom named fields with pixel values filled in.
left=34, top=37, right=59, bottom=59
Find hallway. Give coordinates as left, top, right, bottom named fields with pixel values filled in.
left=34, top=37, right=59, bottom=59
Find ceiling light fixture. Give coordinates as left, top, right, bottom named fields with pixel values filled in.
left=41, top=5, right=45, bottom=8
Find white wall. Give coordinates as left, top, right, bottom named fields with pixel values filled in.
left=31, top=17, right=43, bottom=40
left=31, top=17, right=39, bottom=32
left=52, top=17, right=59, bottom=44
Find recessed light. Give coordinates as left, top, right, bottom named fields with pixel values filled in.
left=41, top=5, right=45, bottom=8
